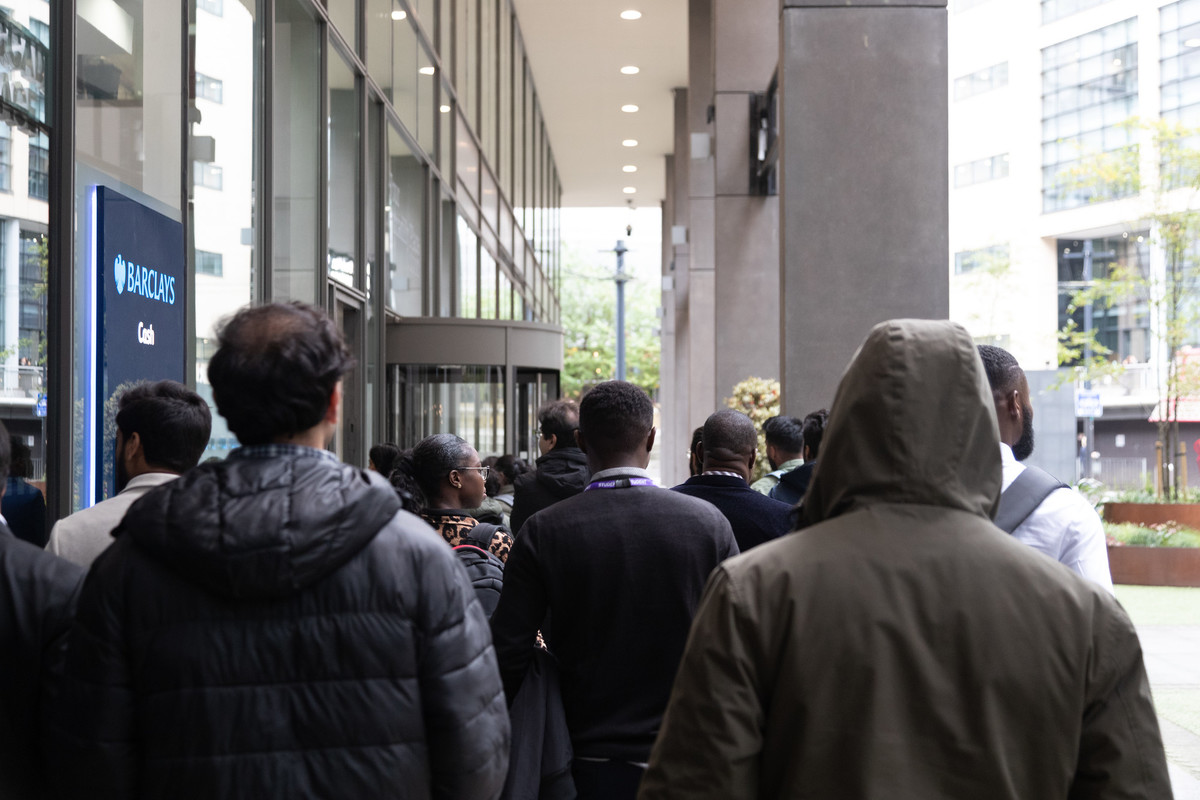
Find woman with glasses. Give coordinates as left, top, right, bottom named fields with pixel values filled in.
left=391, top=433, right=513, bottom=563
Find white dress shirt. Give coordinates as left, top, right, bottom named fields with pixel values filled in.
left=999, top=443, right=1113, bottom=593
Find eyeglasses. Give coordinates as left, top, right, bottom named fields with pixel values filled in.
left=454, top=465, right=490, bottom=480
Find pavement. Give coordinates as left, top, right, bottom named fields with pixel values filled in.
left=1116, top=585, right=1200, bottom=799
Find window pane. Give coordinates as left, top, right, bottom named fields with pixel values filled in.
left=328, top=0, right=359, bottom=54
left=480, top=245, right=496, bottom=319
left=393, top=12, right=418, bottom=135
left=366, top=0, right=392, bottom=98
left=328, top=49, right=360, bottom=288
left=391, top=364, right=505, bottom=454
left=193, top=0, right=256, bottom=462
left=387, top=123, right=424, bottom=315
left=458, top=215, right=478, bottom=317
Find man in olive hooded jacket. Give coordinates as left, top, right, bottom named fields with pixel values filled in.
left=639, top=319, right=1171, bottom=800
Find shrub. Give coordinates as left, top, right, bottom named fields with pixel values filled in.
left=1105, top=521, right=1200, bottom=548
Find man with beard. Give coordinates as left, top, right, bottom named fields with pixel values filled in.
left=978, top=345, right=1112, bottom=590
left=46, top=380, right=211, bottom=569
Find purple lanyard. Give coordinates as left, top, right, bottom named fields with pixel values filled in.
left=585, top=477, right=657, bottom=491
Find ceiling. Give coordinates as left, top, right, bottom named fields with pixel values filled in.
left=511, top=0, right=687, bottom=208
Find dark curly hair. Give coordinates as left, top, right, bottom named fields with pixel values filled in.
left=207, top=302, right=355, bottom=446
left=801, top=409, right=829, bottom=460
left=763, top=415, right=804, bottom=455
left=977, top=344, right=1023, bottom=396
left=579, top=381, right=654, bottom=456
left=116, top=380, right=212, bottom=472
left=390, top=434, right=474, bottom=511
left=493, top=454, right=529, bottom=486
left=369, top=442, right=402, bottom=477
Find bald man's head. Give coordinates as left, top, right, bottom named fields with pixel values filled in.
left=701, top=409, right=758, bottom=479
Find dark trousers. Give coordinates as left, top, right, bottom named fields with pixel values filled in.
left=572, top=759, right=645, bottom=800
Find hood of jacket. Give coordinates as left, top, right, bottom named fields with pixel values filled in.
left=532, top=447, right=590, bottom=498
left=799, top=319, right=1001, bottom=529
left=118, top=451, right=402, bottom=600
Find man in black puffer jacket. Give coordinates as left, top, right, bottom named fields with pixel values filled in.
left=509, top=399, right=590, bottom=534
left=51, top=302, right=509, bottom=800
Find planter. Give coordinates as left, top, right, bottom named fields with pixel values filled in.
left=1104, top=502, right=1200, bottom=529
left=1107, top=545, right=1200, bottom=587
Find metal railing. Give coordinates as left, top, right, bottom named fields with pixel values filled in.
left=1085, top=456, right=1148, bottom=490
left=0, top=365, right=44, bottom=398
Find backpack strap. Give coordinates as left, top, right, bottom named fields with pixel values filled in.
left=994, top=466, right=1067, bottom=534
left=461, top=521, right=501, bottom=552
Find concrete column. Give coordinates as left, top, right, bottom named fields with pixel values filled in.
left=687, top=0, right=717, bottom=438
left=779, top=0, right=949, bottom=416
left=712, top=0, right=779, bottom=403
left=663, top=83, right=694, bottom=488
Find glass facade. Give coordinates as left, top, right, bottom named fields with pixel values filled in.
left=37, top=0, right=562, bottom=519
left=1041, top=18, right=1138, bottom=212
left=954, top=62, right=1008, bottom=101
left=390, top=364, right=506, bottom=456
left=954, top=153, right=1010, bottom=187
left=1042, top=0, right=1114, bottom=26
left=954, top=244, right=1010, bottom=275
left=1162, top=1, right=1200, bottom=131
left=1057, top=235, right=1151, bottom=363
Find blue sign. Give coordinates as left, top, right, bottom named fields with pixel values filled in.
left=1075, top=389, right=1103, bottom=418
left=35, top=393, right=46, bottom=418
left=91, top=186, right=185, bottom=501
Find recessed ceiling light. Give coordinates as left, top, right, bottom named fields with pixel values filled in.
left=418, top=66, right=436, bottom=75
left=620, top=9, right=642, bottom=20
left=620, top=66, right=640, bottom=75
left=623, top=186, right=637, bottom=194
left=621, top=104, right=639, bottom=113
left=440, top=104, right=451, bottom=113
left=1187, top=37, right=1200, bottom=47
left=391, top=9, right=407, bottom=20
left=622, top=139, right=638, bottom=147
left=622, top=165, right=638, bottom=173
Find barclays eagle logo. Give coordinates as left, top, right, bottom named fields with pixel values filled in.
left=114, top=254, right=126, bottom=295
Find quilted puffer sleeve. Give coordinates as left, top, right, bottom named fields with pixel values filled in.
left=418, top=538, right=511, bottom=800
left=48, top=542, right=138, bottom=799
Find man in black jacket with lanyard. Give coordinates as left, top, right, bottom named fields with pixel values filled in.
left=491, top=381, right=738, bottom=800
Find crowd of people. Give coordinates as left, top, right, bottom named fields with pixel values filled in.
left=0, top=302, right=1174, bottom=799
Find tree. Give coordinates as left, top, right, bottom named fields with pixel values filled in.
left=559, top=244, right=659, bottom=399
left=1060, top=118, right=1200, bottom=497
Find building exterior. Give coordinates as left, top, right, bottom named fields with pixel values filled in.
left=949, top=0, right=1200, bottom=487
left=0, top=4, right=50, bottom=473
left=31, top=0, right=565, bottom=520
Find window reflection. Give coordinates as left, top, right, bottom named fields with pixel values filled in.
left=328, top=49, right=359, bottom=289
left=387, top=124, right=424, bottom=315
left=390, top=363, right=505, bottom=456
left=193, top=0, right=256, bottom=461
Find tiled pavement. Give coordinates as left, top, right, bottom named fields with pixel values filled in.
left=1115, top=586, right=1200, bottom=800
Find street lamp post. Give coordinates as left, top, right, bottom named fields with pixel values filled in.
left=613, top=239, right=630, bottom=382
